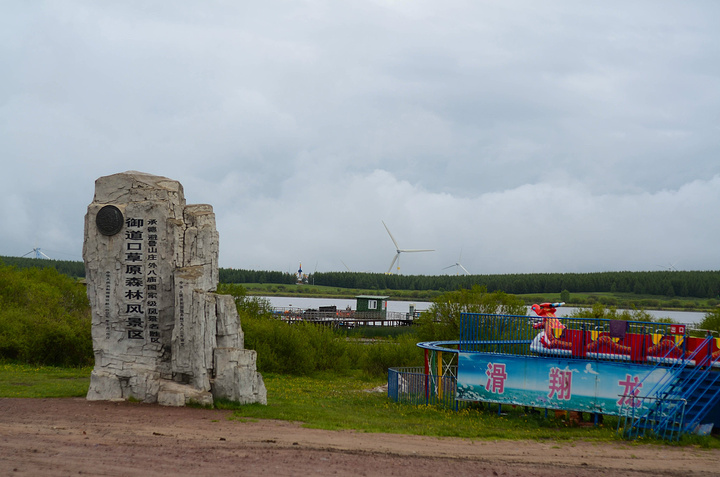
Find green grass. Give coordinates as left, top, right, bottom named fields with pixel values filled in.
left=220, top=372, right=624, bottom=442
left=0, top=362, right=92, bottom=398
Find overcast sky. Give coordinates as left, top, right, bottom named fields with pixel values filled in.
left=2, top=1, right=719, bottom=276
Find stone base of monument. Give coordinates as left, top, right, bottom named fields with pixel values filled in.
left=83, top=171, right=267, bottom=407
left=157, top=380, right=214, bottom=407
left=212, top=348, right=267, bottom=404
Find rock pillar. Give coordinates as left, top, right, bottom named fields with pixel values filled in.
left=83, top=171, right=266, bottom=406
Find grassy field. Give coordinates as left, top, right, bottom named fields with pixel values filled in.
left=3, top=363, right=717, bottom=446
left=0, top=363, right=92, bottom=398
left=222, top=372, right=624, bottom=442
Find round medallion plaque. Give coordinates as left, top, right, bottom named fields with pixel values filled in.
left=96, top=205, right=124, bottom=236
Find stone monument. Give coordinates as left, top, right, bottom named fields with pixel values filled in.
left=83, top=171, right=266, bottom=406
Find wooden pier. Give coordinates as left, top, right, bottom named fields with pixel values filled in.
left=273, top=307, right=418, bottom=328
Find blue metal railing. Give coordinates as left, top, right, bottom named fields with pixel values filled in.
left=616, top=341, right=702, bottom=440
left=658, top=344, right=720, bottom=434
left=619, top=395, right=688, bottom=441
left=682, top=365, right=720, bottom=433
left=616, top=335, right=720, bottom=440
left=459, top=313, right=694, bottom=364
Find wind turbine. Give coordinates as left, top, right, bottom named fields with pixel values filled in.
left=22, top=247, right=51, bottom=259
left=382, top=221, right=433, bottom=274
left=341, top=260, right=368, bottom=273
left=443, top=250, right=470, bottom=275
left=658, top=262, right=678, bottom=271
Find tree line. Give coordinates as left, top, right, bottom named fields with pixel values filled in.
left=222, top=269, right=720, bottom=299
left=3, top=256, right=718, bottom=299
left=220, top=268, right=298, bottom=285
left=0, top=256, right=86, bottom=278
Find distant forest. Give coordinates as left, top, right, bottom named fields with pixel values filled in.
left=3, top=256, right=718, bottom=299
left=220, top=268, right=720, bottom=299
left=0, top=256, right=86, bottom=279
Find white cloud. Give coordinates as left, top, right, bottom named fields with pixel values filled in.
left=584, top=363, right=599, bottom=375
left=212, top=168, right=720, bottom=274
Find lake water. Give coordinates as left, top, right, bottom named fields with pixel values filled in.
left=260, top=296, right=708, bottom=325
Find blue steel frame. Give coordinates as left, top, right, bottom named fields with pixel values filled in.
left=387, top=312, right=719, bottom=440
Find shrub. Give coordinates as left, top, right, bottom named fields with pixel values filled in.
left=569, top=303, right=655, bottom=323
left=359, top=334, right=423, bottom=377
left=414, top=285, right=526, bottom=342
left=237, top=306, right=355, bottom=376
left=246, top=319, right=319, bottom=375
left=223, top=283, right=422, bottom=377
left=0, top=265, right=92, bottom=366
left=699, top=308, right=720, bottom=334
left=598, top=296, right=618, bottom=306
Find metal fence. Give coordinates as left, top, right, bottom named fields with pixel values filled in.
left=387, top=366, right=462, bottom=409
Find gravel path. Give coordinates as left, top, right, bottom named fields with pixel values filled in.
left=1, top=398, right=718, bottom=476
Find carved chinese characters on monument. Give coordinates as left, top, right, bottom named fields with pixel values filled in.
left=121, top=217, right=161, bottom=344
left=83, top=171, right=266, bottom=406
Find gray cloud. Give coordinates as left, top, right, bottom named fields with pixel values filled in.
left=1, top=1, right=719, bottom=274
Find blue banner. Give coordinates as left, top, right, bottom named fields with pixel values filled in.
left=457, top=353, right=677, bottom=415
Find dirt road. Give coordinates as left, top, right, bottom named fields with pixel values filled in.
left=1, top=398, right=718, bottom=476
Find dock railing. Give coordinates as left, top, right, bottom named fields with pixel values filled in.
left=273, top=307, right=415, bottom=327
